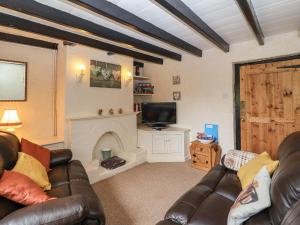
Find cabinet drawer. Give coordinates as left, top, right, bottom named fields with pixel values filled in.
left=192, top=154, right=210, bottom=168
left=190, top=143, right=209, bottom=156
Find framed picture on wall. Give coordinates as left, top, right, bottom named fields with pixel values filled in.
left=172, top=75, right=180, bottom=85
left=173, top=91, right=181, bottom=101
left=90, top=60, right=121, bottom=88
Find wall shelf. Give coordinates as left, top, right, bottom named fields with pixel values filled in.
left=133, top=75, right=151, bottom=80
left=134, top=93, right=153, bottom=96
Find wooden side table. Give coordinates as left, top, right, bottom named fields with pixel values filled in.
left=190, top=141, right=221, bottom=171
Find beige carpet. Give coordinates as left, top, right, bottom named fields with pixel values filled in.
left=93, top=161, right=206, bottom=225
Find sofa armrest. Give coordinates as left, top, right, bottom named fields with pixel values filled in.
left=156, top=220, right=181, bottom=225
left=50, top=149, right=72, bottom=168
left=1, top=195, right=86, bottom=225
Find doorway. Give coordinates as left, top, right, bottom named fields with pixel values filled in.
left=234, top=54, right=300, bottom=159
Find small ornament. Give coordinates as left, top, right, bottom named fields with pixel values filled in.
left=109, top=109, right=114, bottom=115
left=98, top=109, right=103, bottom=116
left=118, top=108, right=123, bottom=114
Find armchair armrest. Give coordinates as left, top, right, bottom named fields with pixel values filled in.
left=50, top=149, right=72, bottom=168
left=1, top=195, right=87, bottom=225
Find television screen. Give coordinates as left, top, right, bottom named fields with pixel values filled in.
left=142, top=102, right=176, bottom=125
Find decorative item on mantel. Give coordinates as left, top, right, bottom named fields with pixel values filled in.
left=109, top=109, right=114, bottom=115
left=118, top=108, right=123, bottom=114
left=98, top=109, right=103, bottom=116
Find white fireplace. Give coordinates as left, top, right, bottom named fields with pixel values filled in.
left=65, top=112, right=146, bottom=183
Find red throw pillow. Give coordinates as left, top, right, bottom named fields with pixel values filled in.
left=21, top=138, right=50, bottom=171
left=0, top=170, right=55, bottom=205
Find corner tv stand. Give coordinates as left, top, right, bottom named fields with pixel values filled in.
left=137, top=125, right=190, bottom=162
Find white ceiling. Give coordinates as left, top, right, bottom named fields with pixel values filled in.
left=1, top=0, right=300, bottom=56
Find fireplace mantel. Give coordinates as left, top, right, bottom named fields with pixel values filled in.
left=66, top=112, right=138, bottom=121
left=65, top=111, right=146, bottom=183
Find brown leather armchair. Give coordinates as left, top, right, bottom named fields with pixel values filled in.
left=0, top=131, right=106, bottom=225
left=156, top=132, right=300, bottom=225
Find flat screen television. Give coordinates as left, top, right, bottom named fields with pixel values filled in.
left=141, top=102, right=176, bottom=128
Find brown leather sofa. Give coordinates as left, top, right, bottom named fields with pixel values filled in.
left=0, top=131, right=106, bottom=225
left=156, top=131, right=300, bottom=225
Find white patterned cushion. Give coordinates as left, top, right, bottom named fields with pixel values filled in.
left=227, top=166, right=271, bottom=225
left=223, top=150, right=257, bottom=171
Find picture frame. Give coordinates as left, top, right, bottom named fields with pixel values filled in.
left=172, top=75, right=180, bottom=85
left=173, top=91, right=181, bottom=101
left=90, top=60, right=121, bottom=88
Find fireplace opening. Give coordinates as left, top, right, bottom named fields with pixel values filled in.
left=92, top=131, right=124, bottom=161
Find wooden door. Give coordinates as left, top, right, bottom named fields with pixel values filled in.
left=239, top=58, right=300, bottom=159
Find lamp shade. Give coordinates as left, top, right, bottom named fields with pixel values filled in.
left=0, top=110, right=22, bottom=128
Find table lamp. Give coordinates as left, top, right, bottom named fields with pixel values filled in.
left=0, top=109, right=22, bottom=133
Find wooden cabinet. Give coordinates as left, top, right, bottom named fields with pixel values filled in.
left=152, top=134, right=181, bottom=154
left=138, top=126, right=190, bottom=162
left=190, top=141, right=221, bottom=171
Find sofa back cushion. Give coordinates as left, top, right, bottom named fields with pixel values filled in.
left=269, top=131, right=300, bottom=225
left=0, top=132, right=19, bottom=172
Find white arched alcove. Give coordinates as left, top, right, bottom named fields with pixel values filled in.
left=93, top=131, right=124, bottom=161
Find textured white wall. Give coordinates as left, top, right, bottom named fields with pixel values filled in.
left=64, top=45, right=134, bottom=118
left=144, top=31, right=300, bottom=155
left=0, top=40, right=60, bottom=140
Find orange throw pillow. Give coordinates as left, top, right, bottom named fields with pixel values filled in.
left=0, top=170, right=55, bottom=205
left=21, top=138, right=50, bottom=171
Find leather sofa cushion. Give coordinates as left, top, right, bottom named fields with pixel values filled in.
left=165, top=185, right=211, bottom=224
left=188, top=193, right=233, bottom=225
left=70, top=179, right=105, bottom=220
left=47, top=184, right=71, bottom=198
left=244, top=209, right=271, bottom=225
left=215, top=170, right=241, bottom=201
left=198, top=165, right=227, bottom=190
left=269, top=152, right=300, bottom=225
left=164, top=165, right=241, bottom=225
left=48, top=164, right=70, bottom=188
left=50, top=149, right=73, bottom=168
left=47, top=160, right=105, bottom=223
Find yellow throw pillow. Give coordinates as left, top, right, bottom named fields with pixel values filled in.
left=12, top=152, right=51, bottom=191
left=237, top=152, right=279, bottom=189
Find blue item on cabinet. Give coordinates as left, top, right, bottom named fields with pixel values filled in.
left=204, top=124, right=218, bottom=143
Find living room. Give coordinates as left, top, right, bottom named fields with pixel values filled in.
left=0, top=0, right=300, bottom=225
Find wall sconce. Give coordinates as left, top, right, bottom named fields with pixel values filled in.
left=0, top=109, right=22, bottom=133
left=125, top=71, right=133, bottom=86
left=76, top=64, right=86, bottom=83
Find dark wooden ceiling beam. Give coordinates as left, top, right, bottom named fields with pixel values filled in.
left=0, top=0, right=180, bottom=61
left=68, top=0, right=203, bottom=57
left=0, top=13, right=163, bottom=64
left=235, top=0, right=264, bottom=45
left=0, top=32, right=58, bottom=49
left=154, top=0, right=229, bottom=52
